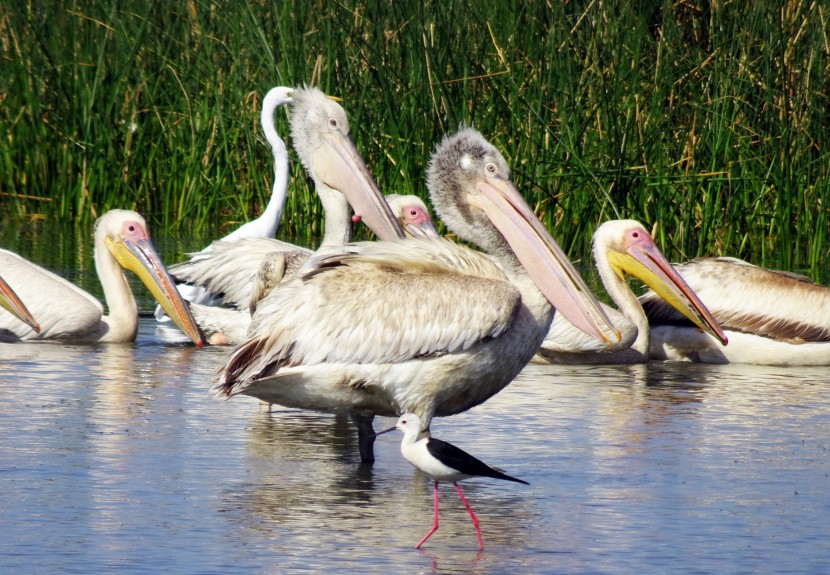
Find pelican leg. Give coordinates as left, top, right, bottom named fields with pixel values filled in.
left=416, top=480, right=441, bottom=549
left=453, top=481, right=483, bottom=551
left=350, top=412, right=376, bottom=463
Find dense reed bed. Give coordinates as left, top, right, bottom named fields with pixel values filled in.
left=1, top=0, right=829, bottom=273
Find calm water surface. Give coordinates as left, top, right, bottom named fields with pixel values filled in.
left=0, top=225, right=828, bottom=573
left=0, top=319, right=828, bottom=574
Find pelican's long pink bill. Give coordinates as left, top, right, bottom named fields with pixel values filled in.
left=475, top=178, right=620, bottom=346
left=314, top=131, right=405, bottom=242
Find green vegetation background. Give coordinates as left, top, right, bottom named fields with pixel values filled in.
left=2, top=0, right=829, bottom=274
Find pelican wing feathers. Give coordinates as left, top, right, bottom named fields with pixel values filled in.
left=215, top=238, right=521, bottom=395
left=170, top=238, right=313, bottom=309
left=0, top=248, right=103, bottom=340
left=641, top=257, right=830, bottom=343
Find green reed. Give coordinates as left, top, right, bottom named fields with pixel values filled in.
left=1, top=0, right=829, bottom=275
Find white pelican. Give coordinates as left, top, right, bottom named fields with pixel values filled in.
left=212, top=127, right=620, bottom=461
left=156, top=86, right=295, bottom=321
left=642, top=257, right=830, bottom=365
left=535, top=220, right=727, bottom=364
left=0, top=210, right=204, bottom=345
left=0, top=275, right=40, bottom=332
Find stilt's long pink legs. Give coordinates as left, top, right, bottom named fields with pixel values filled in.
left=416, top=480, right=441, bottom=549
left=415, top=481, right=485, bottom=551
left=454, top=482, right=484, bottom=551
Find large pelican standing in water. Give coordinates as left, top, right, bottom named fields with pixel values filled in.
left=0, top=210, right=204, bottom=345
left=213, top=128, right=620, bottom=462
left=0, top=275, right=40, bottom=332
left=536, top=220, right=727, bottom=363
left=642, top=257, right=830, bottom=365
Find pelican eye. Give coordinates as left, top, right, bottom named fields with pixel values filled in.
left=485, top=162, right=497, bottom=174
left=329, top=118, right=338, bottom=128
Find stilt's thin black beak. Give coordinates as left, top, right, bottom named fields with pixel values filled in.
left=370, top=425, right=397, bottom=438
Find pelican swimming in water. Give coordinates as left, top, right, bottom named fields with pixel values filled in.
left=156, top=86, right=295, bottom=322
left=642, top=257, right=830, bottom=365
left=213, top=127, right=620, bottom=461
left=535, top=220, right=727, bottom=364
left=0, top=274, right=40, bottom=333
left=0, top=210, right=204, bottom=345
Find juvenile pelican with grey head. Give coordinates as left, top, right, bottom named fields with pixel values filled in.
left=213, top=128, right=620, bottom=461
left=0, top=210, right=203, bottom=344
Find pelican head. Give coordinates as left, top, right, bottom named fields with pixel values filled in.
left=385, top=194, right=441, bottom=239
left=595, top=219, right=728, bottom=345
left=99, top=210, right=204, bottom=346
left=0, top=275, right=40, bottom=332
left=427, top=128, right=620, bottom=345
left=288, top=86, right=404, bottom=242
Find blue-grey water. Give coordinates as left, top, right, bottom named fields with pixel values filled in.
left=0, top=223, right=828, bottom=574
left=1, top=318, right=828, bottom=574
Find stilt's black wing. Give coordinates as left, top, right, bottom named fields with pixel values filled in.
left=426, top=438, right=529, bottom=485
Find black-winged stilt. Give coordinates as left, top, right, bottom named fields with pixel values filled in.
left=375, top=413, right=528, bottom=550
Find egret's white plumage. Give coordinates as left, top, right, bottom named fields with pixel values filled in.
left=222, top=86, right=294, bottom=242
left=213, top=128, right=619, bottom=461
left=155, top=86, right=295, bottom=322
left=642, top=257, right=830, bottom=365
left=536, top=220, right=726, bottom=364
left=0, top=210, right=204, bottom=345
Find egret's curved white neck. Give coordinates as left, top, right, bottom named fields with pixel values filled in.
left=259, top=136, right=289, bottom=238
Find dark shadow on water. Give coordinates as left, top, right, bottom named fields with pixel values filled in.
left=227, top=410, right=381, bottom=527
